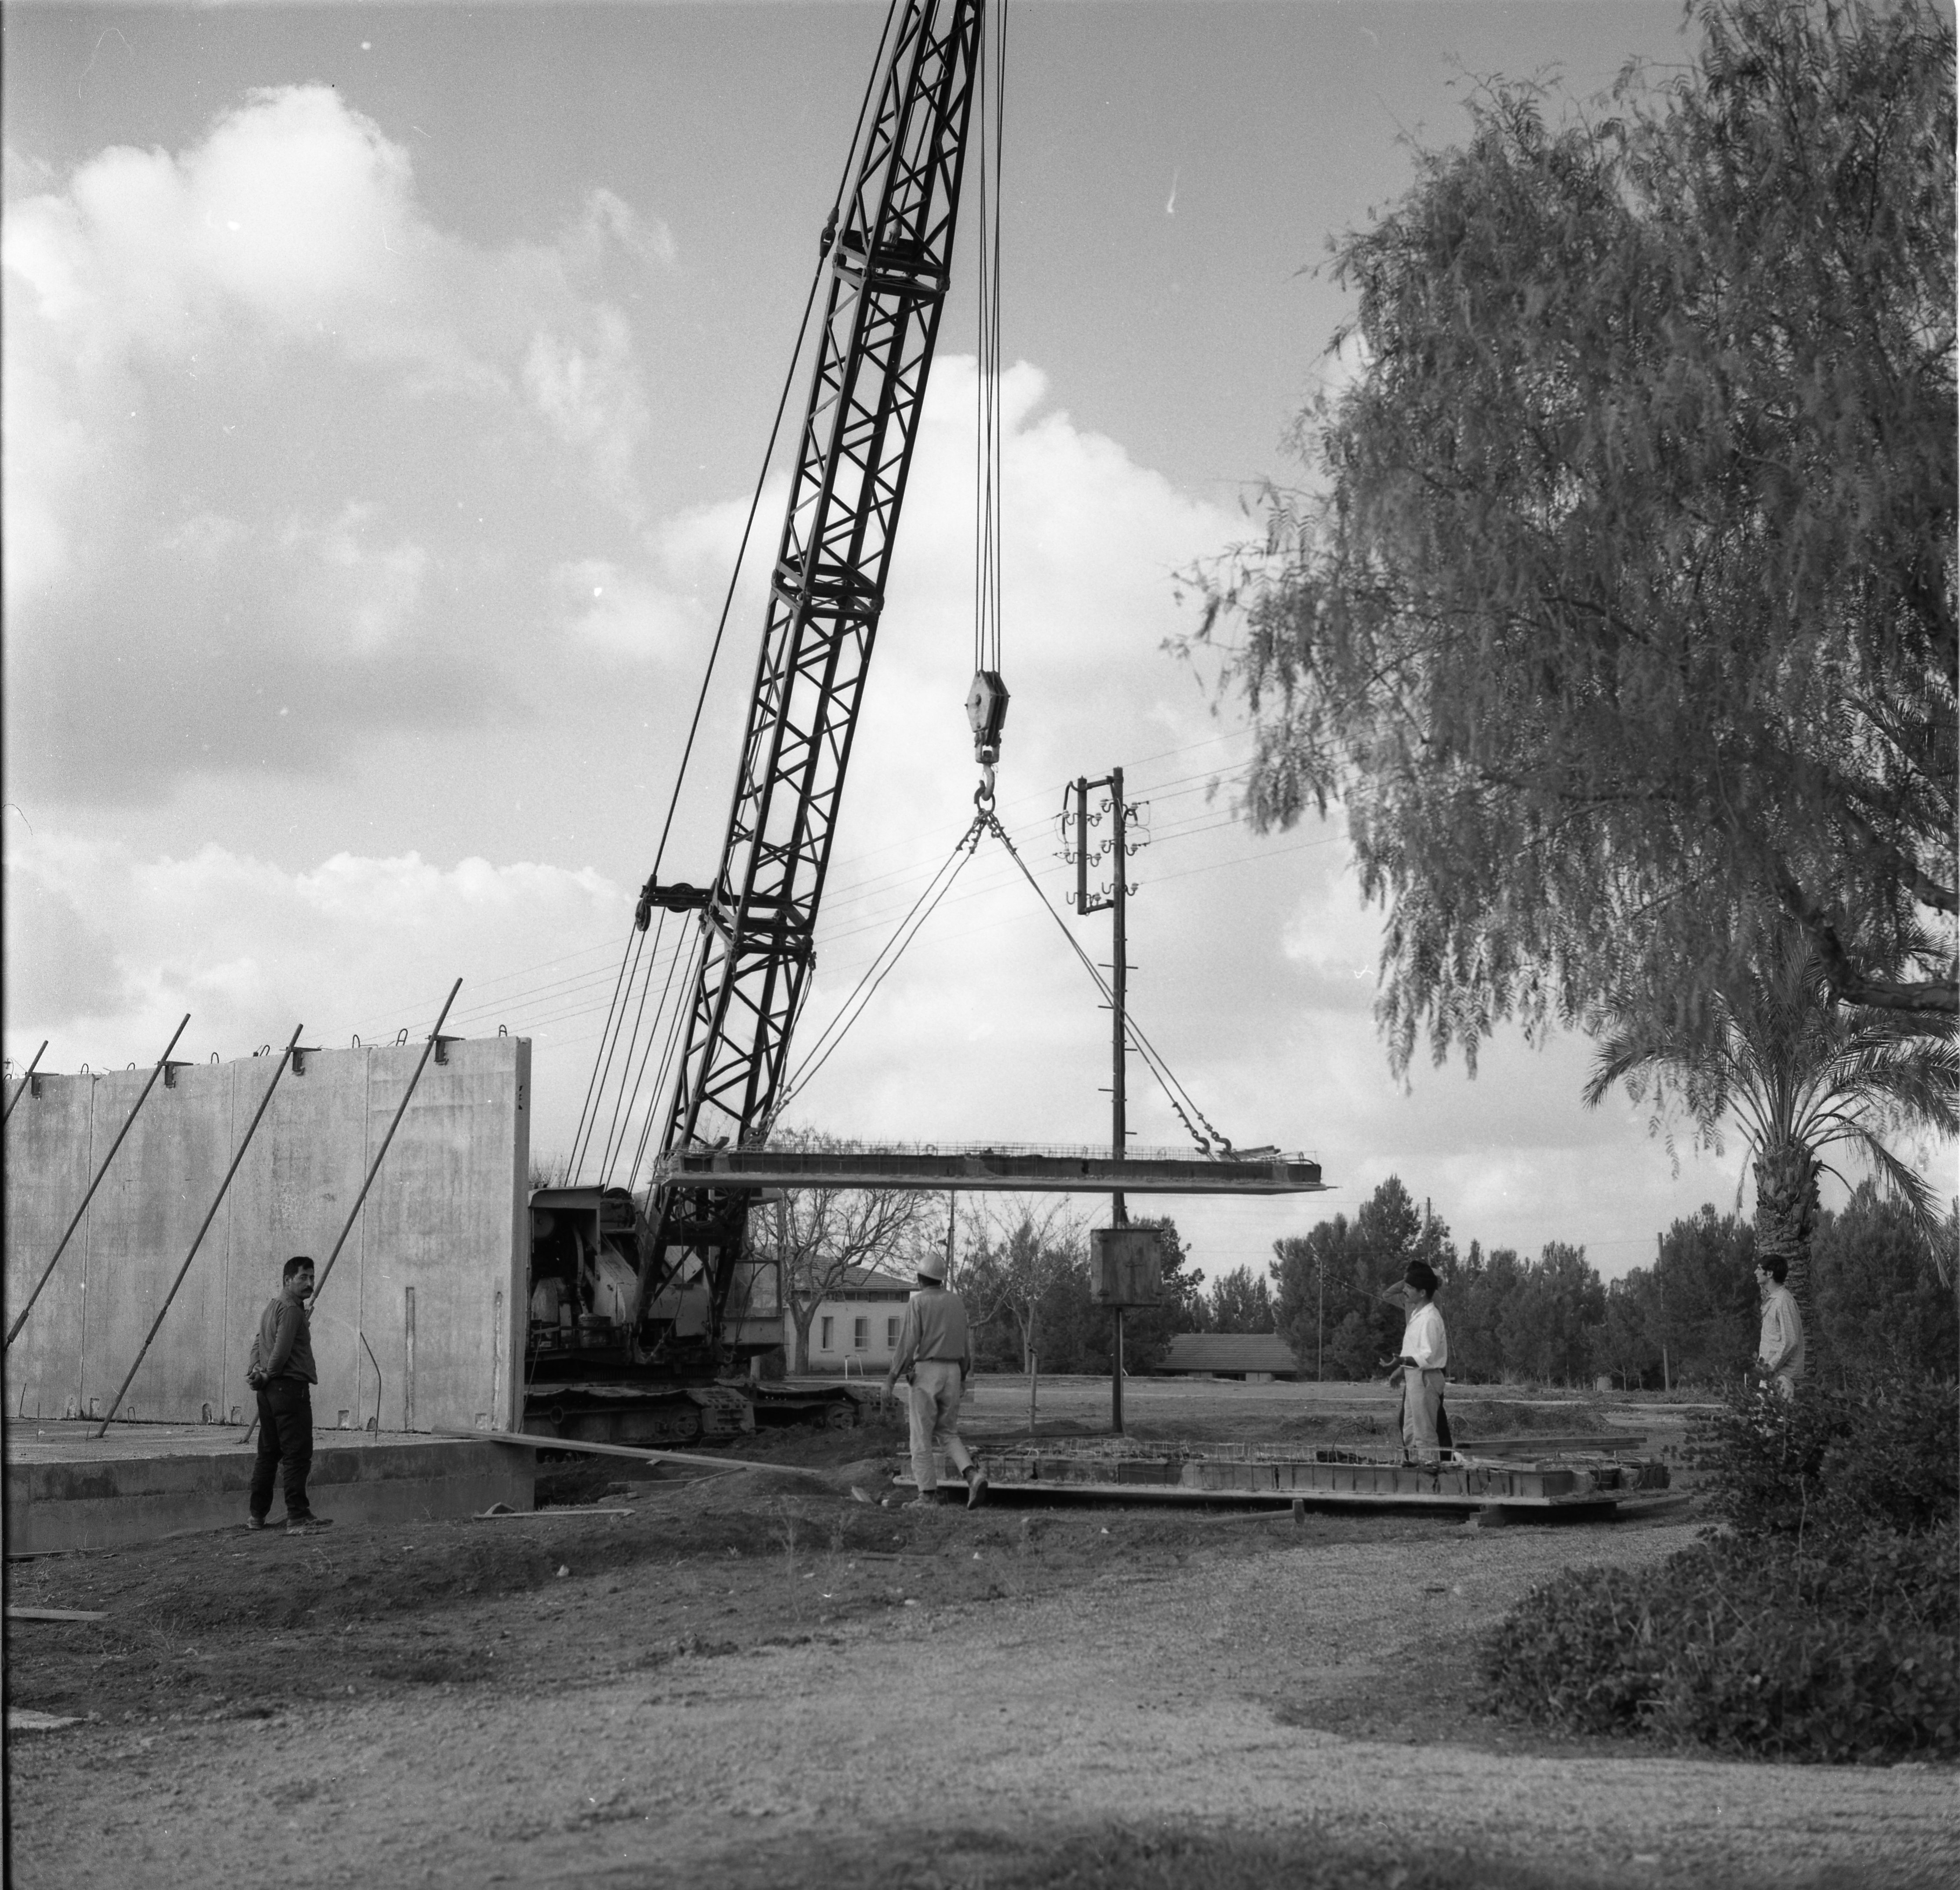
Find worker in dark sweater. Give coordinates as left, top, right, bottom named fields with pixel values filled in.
left=248, top=1255, right=329, bottom=1532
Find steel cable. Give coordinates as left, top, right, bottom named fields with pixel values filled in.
left=980, top=813, right=1238, bottom=1156
left=773, top=813, right=987, bottom=1119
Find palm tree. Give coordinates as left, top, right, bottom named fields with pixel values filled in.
left=1582, top=931, right=1958, bottom=1346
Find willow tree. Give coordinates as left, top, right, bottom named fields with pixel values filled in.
left=1196, top=0, right=1956, bottom=1073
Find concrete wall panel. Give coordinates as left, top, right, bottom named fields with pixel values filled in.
left=3, top=1071, right=99, bottom=1419
left=3, top=1037, right=529, bottom=1433
left=84, top=1059, right=262, bottom=1427
left=224, top=1047, right=377, bottom=1431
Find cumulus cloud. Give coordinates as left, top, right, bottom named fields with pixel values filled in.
left=3, top=86, right=668, bottom=801
left=550, top=488, right=764, bottom=661
left=4, top=831, right=627, bottom=1074
left=3, top=857, right=126, bottom=1029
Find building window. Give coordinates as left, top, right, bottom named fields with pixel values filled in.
left=853, top=1316, right=868, bottom=1350
left=887, top=1317, right=899, bottom=1347
left=820, top=1315, right=833, bottom=1351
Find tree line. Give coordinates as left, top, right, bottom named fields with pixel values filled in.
left=744, top=1147, right=1951, bottom=1390
left=1242, top=1175, right=1955, bottom=1390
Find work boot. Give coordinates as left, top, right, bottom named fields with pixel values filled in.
left=964, top=1467, right=988, bottom=1510
left=245, top=1515, right=269, bottom=1531
left=286, top=1514, right=332, bottom=1533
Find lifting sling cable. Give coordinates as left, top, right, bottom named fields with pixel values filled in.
left=980, top=812, right=1242, bottom=1157
left=761, top=798, right=1238, bottom=1158
left=573, top=0, right=909, bottom=1182
left=772, top=813, right=987, bottom=1119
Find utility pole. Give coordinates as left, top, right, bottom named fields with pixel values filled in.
left=1657, top=1230, right=1670, bottom=1394
left=1065, top=767, right=1140, bottom=1434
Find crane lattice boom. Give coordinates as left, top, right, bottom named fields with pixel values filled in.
left=634, top=0, right=986, bottom=1344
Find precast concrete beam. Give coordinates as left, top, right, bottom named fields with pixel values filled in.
left=665, top=1145, right=1326, bottom=1196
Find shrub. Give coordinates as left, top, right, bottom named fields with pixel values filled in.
left=1483, top=1525, right=1960, bottom=1762
left=1487, top=1368, right=1960, bottom=1761
left=1694, top=1371, right=1959, bottom=1541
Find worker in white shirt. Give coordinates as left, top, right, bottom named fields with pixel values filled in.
left=1396, top=1260, right=1448, bottom=1465
left=882, top=1253, right=987, bottom=1510
left=1754, top=1254, right=1805, bottom=1397
left=1380, top=1277, right=1454, bottom=1453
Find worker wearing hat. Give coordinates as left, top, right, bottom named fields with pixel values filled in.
left=1396, top=1259, right=1449, bottom=1466
left=883, top=1251, right=987, bottom=1510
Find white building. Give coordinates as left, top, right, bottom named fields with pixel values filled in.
left=791, top=1265, right=915, bottom=1372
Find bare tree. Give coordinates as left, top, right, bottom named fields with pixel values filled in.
left=746, top=1130, right=927, bottom=1372
left=528, top=1151, right=572, bottom=1191
left=962, top=1196, right=1088, bottom=1431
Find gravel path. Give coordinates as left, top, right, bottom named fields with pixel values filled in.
left=10, top=1515, right=1955, bottom=1889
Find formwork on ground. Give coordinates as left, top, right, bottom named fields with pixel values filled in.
left=907, top=1436, right=1672, bottom=1517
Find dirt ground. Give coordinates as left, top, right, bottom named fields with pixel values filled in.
left=6, top=1379, right=1955, bottom=1889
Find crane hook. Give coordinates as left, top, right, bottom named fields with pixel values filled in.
left=966, top=670, right=1008, bottom=813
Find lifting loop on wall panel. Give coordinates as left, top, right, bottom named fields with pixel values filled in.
left=312, top=978, right=464, bottom=1305
left=3, top=1040, right=48, bottom=1123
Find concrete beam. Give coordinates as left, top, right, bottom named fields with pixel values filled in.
left=666, top=1146, right=1325, bottom=1196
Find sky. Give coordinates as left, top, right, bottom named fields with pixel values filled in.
left=7, top=0, right=1946, bottom=1289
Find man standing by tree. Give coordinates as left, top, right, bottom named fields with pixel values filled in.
left=1754, top=1255, right=1806, bottom=1399
left=883, top=1252, right=986, bottom=1510
left=1395, top=1261, right=1448, bottom=1465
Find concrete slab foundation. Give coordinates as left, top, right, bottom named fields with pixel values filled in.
left=4, top=1422, right=535, bottom=1556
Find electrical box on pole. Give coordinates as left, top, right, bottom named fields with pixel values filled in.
left=1091, top=1227, right=1163, bottom=1309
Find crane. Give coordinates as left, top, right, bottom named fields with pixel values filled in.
left=523, top=2, right=1319, bottom=1445
left=526, top=0, right=995, bottom=1440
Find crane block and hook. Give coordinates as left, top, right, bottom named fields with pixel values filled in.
left=967, top=668, right=1010, bottom=808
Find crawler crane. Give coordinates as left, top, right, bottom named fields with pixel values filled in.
left=518, top=3, right=1321, bottom=1446
left=525, top=0, right=992, bottom=1445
